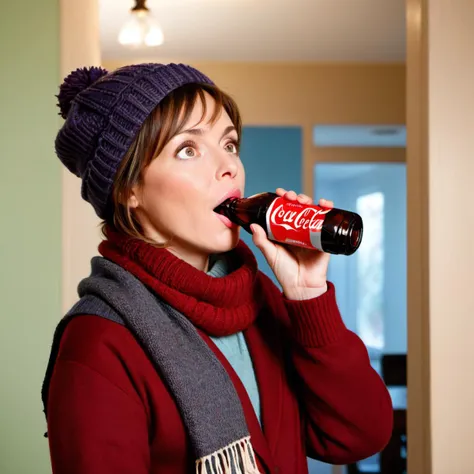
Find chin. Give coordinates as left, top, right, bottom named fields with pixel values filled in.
left=210, top=230, right=241, bottom=254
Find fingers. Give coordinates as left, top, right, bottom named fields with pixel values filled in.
left=319, top=198, right=334, bottom=208
left=276, top=188, right=334, bottom=208
left=250, top=223, right=277, bottom=266
left=276, top=188, right=313, bottom=205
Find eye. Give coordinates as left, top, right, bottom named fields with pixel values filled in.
left=224, top=140, right=239, bottom=154
left=176, top=142, right=199, bottom=160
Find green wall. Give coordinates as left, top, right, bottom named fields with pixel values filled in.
left=0, top=1, right=61, bottom=473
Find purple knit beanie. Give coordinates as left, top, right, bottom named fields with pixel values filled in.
left=55, top=63, right=214, bottom=219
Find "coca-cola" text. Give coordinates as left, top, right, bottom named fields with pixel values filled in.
left=270, top=203, right=330, bottom=232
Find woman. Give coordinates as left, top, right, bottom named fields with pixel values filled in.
left=42, top=63, right=393, bottom=474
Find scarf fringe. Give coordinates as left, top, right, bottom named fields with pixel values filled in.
left=196, top=437, right=260, bottom=474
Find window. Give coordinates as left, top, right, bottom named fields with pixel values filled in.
left=356, top=192, right=385, bottom=350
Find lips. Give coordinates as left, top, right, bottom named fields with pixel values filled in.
left=215, top=213, right=238, bottom=229
left=214, top=188, right=242, bottom=211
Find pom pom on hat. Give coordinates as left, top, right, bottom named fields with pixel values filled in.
left=56, top=66, right=109, bottom=119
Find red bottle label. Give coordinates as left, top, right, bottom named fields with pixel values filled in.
left=265, top=197, right=331, bottom=251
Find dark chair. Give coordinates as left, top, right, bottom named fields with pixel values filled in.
left=380, top=354, right=407, bottom=474
left=382, top=354, right=406, bottom=386
left=346, top=462, right=363, bottom=474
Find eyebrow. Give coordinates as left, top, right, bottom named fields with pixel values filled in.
left=179, top=125, right=237, bottom=141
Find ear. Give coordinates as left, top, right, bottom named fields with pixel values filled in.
left=127, top=188, right=140, bottom=209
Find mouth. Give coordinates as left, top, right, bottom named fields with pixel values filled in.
left=213, top=188, right=242, bottom=229
left=215, top=213, right=238, bottom=229
left=213, top=188, right=242, bottom=210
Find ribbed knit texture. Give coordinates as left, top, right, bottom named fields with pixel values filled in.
left=55, top=63, right=214, bottom=218
left=98, top=228, right=262, bottom=336
left=285, top=282, right=346, bottom=347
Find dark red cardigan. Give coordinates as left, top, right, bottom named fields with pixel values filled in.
left=46, top=268, right=393, bottom=474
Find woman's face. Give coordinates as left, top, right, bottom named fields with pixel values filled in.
left=129, top=92, right=245, bottom=271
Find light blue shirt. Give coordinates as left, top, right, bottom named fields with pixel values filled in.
left=207, top=255, right=261, bottom=425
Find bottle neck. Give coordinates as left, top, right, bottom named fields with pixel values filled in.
left=214, top=192, right=277, bottom=231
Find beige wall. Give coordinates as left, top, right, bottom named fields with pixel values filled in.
left=104, top=60, right=406, bottom=195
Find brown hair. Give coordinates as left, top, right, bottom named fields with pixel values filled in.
left=101, top=83, right=242, bottom=244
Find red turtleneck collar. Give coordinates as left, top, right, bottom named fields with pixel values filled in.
left=98, top=229, right=263, bottom=337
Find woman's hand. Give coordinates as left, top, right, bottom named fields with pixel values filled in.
left=251, top=188, right=333, bottom=301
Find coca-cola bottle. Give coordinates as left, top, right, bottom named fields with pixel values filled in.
left=214, top=192, right=363, bottom=255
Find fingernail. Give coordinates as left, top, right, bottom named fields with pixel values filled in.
left=250, top=224, right=256, bottom=234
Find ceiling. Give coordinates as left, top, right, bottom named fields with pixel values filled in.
left=99, top=0, right=406, bottom=63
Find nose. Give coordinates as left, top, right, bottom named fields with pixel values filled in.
left=215, top=148, right=238, bottom=181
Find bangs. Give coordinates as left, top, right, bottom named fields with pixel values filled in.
left=148, top=83, right=242, bottom=166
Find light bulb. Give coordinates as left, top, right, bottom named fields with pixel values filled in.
left=118, top=9, right=164, bottom=48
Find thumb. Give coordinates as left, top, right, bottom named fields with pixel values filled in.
left=251, top=224, right=277, bottom=265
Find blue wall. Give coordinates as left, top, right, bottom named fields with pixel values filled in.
left=239, top=126, right=302, bottom=286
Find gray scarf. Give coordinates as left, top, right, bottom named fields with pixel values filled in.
left=42, top=257, right=259, bottom=474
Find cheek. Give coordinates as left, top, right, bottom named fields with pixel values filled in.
left=140, top=170, right=209, bottom=225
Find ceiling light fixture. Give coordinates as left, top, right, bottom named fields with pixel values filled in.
left=118, top=0, right=164, bottom=48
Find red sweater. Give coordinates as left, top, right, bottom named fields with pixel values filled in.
left=46, top=240, right=393, bottom=474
